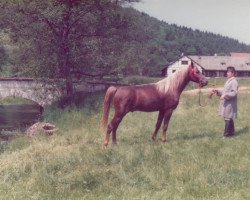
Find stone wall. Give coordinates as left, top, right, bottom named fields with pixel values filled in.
left=0, top=79, right=61, bottom=107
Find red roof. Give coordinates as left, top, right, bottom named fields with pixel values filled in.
left=230, top=52, right=250, bottom=57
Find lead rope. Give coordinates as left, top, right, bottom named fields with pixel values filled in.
left=198, top=83, right=215, bottom=107
left=198, top=84, right=207, bottom=107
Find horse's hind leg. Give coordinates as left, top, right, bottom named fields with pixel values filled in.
left=111, top=114, right=125, bottom=144
left=105, top=112, right=126, bottom=146
left=152, top=111, right=164, bottom=141
left=104, top=127, right=112, bottom=146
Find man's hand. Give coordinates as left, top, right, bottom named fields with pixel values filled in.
left=212, top=88, right=218, bottom=93
left=220, top=94, right=225, bottom=100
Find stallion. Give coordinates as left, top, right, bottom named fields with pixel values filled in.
left=102, top=62, right=208, bottom=146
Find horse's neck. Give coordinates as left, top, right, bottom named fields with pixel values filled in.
left=171, top=69, right=190, bottom=96
left=176, top=76, right=189, bottom=95
left=156, top=67, right=190, bottom=96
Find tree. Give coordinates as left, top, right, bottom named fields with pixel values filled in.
left=0, top=46, right=7, bottom=70
left=0, top=0, right=140, bottom=97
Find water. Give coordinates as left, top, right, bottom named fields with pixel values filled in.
left=0, top=104, right=43, bottom=131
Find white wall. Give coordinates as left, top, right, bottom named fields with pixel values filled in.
left=166, top=56, right=202, bottom=76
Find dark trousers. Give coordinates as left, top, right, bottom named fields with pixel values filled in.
left=224, top=119, right=235, bottom=137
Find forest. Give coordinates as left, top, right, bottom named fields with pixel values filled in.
left=0, top=0, right=250, bottom=95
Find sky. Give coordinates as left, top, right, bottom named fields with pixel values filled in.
left=133, top=0, right=250, bottom=45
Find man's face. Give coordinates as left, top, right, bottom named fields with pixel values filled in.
left=227, top=70, right=234, bottom=78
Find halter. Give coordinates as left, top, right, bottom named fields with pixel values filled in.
left=189, top=65, right=212, bottom=107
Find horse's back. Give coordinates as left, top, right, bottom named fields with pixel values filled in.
left=113, top=84, right=163, bottom=112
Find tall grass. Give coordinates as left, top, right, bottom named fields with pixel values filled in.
left=0, top=91, right=249, bottom=200
left=121, top=76, right=162, bottom=85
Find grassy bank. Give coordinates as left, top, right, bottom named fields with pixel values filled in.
left=0, top=96, right=35, bottom=105
left=0, top=91, right=249, bottom=200
left=206, top=77, right=250, bottom=87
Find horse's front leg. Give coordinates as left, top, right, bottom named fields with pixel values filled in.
left=151, top=110, right=164, bottom=141
left=162, top=109, right=174, bottom=143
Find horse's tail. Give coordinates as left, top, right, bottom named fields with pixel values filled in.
left=102, top=86, right=118, bottom=131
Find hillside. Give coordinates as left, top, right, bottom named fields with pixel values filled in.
left=124, top=7, right=250, bottom=76
left=1, top=4, right=250, bottom=78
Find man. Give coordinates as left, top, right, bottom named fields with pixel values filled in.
left=212, top=66, right=238, bottom=137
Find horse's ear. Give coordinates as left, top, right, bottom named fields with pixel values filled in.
left=190, top=61, right=194, bottom=68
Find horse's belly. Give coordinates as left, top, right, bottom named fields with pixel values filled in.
left=133, top=102, right=162, bottom=112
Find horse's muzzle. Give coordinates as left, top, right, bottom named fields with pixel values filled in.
left=200, top=79, right=208, bottom=87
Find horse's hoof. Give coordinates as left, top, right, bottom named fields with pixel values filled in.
left=104, top=141, right=109, bottom=147
left=151, top=136, right=156, bottom=141
left=162, top=139, right=167, bottom=143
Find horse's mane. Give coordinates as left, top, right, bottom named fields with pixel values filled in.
left=155, top=66, right=189, bottom=94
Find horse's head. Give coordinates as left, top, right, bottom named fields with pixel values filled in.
left=188, top=62, right=208, bottom=87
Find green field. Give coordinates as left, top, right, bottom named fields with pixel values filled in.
left=120, top=76, right=250, bottom=90
left=0, top=90, right=249, bottom=200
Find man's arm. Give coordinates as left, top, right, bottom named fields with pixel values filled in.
left=212, top=88, right=222, bottom=97
left=224, top=81, right=238, bottom=100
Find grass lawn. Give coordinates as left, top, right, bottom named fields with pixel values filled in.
left=120, top=76, right=250, bottom=91
left=0, top=90, right=249, bottom=200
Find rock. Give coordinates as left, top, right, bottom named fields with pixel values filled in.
left=26, top=122, right=58, bottom=137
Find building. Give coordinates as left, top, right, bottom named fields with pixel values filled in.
left=162, top=55, right=250, bottom=77
left=230, top=52, right=250, bottom=57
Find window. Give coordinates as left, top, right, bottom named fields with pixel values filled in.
left=221, top=62, right=226, bottom=65
left=172, top=70, right=176, bottom=73
left=181, top=60, right=188, bottom=65
left=206, top=71, right=216, bottom=77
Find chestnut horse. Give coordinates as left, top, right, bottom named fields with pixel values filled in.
left=102, top=63, right=208, bottom=146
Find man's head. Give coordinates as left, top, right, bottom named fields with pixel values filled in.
left=227, top=66, right=236, bottom=78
